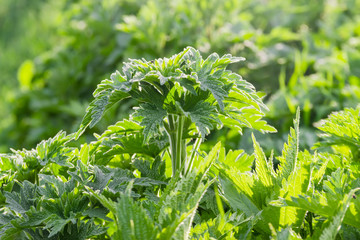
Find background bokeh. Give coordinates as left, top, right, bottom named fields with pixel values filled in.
left=1, top=0, right=360, bottom=154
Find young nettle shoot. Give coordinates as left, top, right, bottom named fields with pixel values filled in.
left=77, top=47, right=275, bottom=176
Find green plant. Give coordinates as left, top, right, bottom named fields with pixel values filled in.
left=78, top=47, right=275, bottom=176
left=217, top=106, right=360, bottom=238
left=3, top=45, right=360, bottom=239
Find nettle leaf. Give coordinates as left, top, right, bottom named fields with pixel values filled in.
left=218, top=110, right=307, bottom=235
left=133, top=157, right=167, bottom=181
left=271, top=227, right=302, bottom=240
left=76, top=86, right=130, bottom=138
left=92, top=130, right=167, bottom=165
left=35, top=131, right=74, bottom=168
left=82, top=208, right=112, bottom=222
left=190, top=211, right=253, bottom=239
left=277, top=107, right=300, bottom=180
left=158, top=172, right=215, bottom=240
left=39, top=174, right=76, bottom=198
left=216, top=148, right=254, bottom=173
left=87, top=183, right=158, bottom=240
left=86, top=166, right=113, bottom=192
left=44, top=214, right=75, bottom=238
left=317, top=189, right=358, bottom=240
left=99, top=119, right=143, bottom=138
left=36, top=130, right=73, bottom=159
left=282, top=188, right=360, bottom=229
left=221, top=104, right=276, bottom=134
left=113, top=183, right=158, bottom=240
left=314, top=106, right=360, bottom=156
left=253, top=134, right=274, bottom=187
left=4, top=181, right=37, bottom=214
left=0, top=226, right=26, bottom=240
left=156, top=146, right=219, bottom=238
left=195, top=53, right=245, bottom=111
left=4, top=131, right=74, bottom=177
left=316, top=106, right=360, bottom=142
left=218, top=170, right=260, bottom=217
left=17, top=207, right=52, bottom=228
left=134, top=102, right=167, bottom=141
left=184, top=100, right=218, bottom=137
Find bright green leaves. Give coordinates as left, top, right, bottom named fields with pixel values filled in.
left=319, top=189, right=358, bottom=240
left=112, top=184, right=158, bottom=240
left=91, top=120, right=168, bottom=165
left=190, top=211, right=260, bottom=239
left=4, top=181, right=37, bottom=214
left=277, top=107, right=300, bottom=180
left=218, top=108, right=311, bottom=235
left=77, top=46, right=275, bottom=176
left=280, top=166, right=360, bottom=228
left=316, top=106, right=360, bottom=143
left=78, top=46, right=274, bottom=141
left=196, top=53, right=230, bottom=110
left=314, top=106, right=360, bottom=158
left=0, top=131, right=75, bottom=186
left=282, top=189, right=360, bottom=230
left=4, top=46, right=360, bottom=240
left=253, top=134, right=274, bottom=187
left=87, top=165, right=215, bottom=240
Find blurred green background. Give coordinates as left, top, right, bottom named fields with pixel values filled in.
left=1, top=0, right=360, bottom=154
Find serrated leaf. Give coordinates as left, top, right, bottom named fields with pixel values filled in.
left=314, top=106, right=360, bottom=157
left=76, top=89, right=130, bottom=138
left=134, top=103, right=167, bottom=141
left=17, top=208, right=52, bottom=228
left=185, top=101, right=217, bottom=137
left=253, top=134, right=274, bottom=187
left=277, top=107, right=300, bottom=180
left=93, top=132, right=167, bottom=165
left=218, top=170, right=260, bottom=217
left=4, top=181, right=37, bottom=214
left=87, top=166, right=113, bottom=192
left=319, top=188, right=360, bottom=240
left=82, top=208, right=112, bottom=221
left=112, top=183, right=158, bottom=240
left=99, top=119, right=143, bottom=139
left=44, top=214, right=75, bottom=238
left=87, top=188, right=115, bottom=213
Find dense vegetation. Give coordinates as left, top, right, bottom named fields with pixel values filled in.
left=2, top=0, right=360, bottom=153
left=1, top=0, right=360, bottom=239
left=1, top=47, right=360, bottom=239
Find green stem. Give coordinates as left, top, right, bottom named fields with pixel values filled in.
left=164, top=114, right=188, bottom=177
left=166, top=115, right=176, bottom=177
left=185, top=136, right=202, bottom=175
left=176, top=115, right=185, bottom=174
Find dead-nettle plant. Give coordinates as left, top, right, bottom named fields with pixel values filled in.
left=77, top=47, right=276, bottom=176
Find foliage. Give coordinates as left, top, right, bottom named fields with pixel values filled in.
left=3, top=0, right=360, bottom=156
left=216, top=106, right=360, bottom=238
left=3, top=6, right=360, bottom=236
left=78, top=47, right=275, bottom=176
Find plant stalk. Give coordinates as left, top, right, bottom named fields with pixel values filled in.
left=185, top=136, right=202, bottom=175
left=165, top=114, right=187, bottom=176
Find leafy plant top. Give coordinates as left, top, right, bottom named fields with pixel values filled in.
left=77, top=47, right=275, bottom=175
